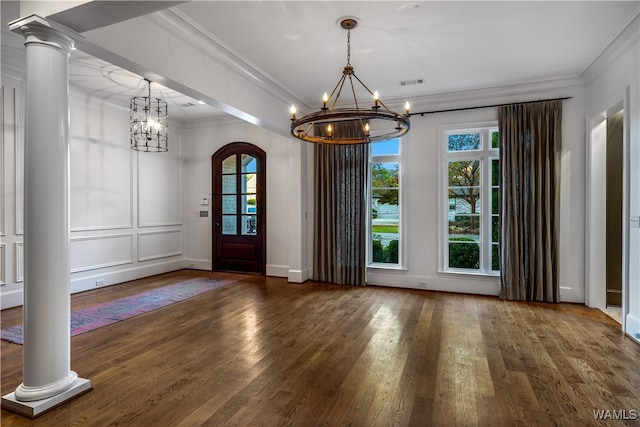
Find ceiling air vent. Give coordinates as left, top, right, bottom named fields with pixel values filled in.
left=181, top=102, right=197, bottom=107
left=400, top=78, right=424, bottom=86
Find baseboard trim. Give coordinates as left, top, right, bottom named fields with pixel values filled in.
left=367, top=271, right=501, bottom=296
left=266, top=264, right=288, bottom=278
left=1, top=260, right=189, bottom=310
left=184, top=259, right=212, bottom=271
left=0, top=288, right=23, bottom=310
left=287, top=268, right=308, bottom=283
left=626, top=313, right=640, bottom=343
left=70, top=260, right=187, bottom=295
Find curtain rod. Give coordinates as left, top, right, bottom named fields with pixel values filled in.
left=409, top=96, right=572, bottom=117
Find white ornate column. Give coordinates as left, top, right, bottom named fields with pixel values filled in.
left=1, top=15, right=91, bottom=418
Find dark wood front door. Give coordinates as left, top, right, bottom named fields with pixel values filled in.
left=212, top=143, right=266, bottom=273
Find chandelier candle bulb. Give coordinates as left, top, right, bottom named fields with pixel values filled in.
left=405, top=101, right=411, bottom=116
left=290, top=105, right=297, bottom=120
left=322, top=93, right=328, bottom=110
left=374, top=91, right=379, bottom=108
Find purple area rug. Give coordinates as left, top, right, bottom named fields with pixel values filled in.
left=1, top=277, right=238, bottom=345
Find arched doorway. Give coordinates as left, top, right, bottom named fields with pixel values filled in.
left=212, top=142, right=266, bottom=273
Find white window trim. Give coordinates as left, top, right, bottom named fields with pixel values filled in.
left=438, top=122, right=499, bottom=276
left=367, top=139, right=406, bottom=269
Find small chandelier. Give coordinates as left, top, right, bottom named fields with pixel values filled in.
left=130, top=78, right=168, bottom=152
left=290, top=17, right=410, bottom=145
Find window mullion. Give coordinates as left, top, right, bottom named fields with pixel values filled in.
left=481, top=129, right=491, bottom=272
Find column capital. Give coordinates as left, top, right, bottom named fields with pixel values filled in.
left=9, top=14, right=85, bottom=52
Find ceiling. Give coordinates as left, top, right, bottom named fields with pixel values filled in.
left=67, top=49, right=218, bottom=122
left=4, top=1, right=640, bottom=123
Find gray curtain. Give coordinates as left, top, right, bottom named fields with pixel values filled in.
left=313, top=122, right=368, bottom=285
left=498, top=100, right=562, bottom=302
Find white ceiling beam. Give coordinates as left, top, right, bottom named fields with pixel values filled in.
left=79, top=8, right=294, bottom=136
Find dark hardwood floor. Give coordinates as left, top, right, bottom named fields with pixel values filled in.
left=2, top=270, right=639, bottom=426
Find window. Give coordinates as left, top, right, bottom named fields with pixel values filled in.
left=369, top=138, right=402, bottom=267
left=442, top=125, right=499, bottom=274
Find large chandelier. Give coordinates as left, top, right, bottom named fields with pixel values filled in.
left=130, top=78, right=168, bottom=152
left=290, top=17, right=410, bottom=145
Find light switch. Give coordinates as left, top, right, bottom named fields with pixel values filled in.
left=201, top=197, right=209, bottom=206
left=631, top=215, right=640, bottom=228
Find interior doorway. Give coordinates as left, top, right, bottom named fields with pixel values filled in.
left=605, top=110, right=624, bottom=318
left=586, top=91, right=629, bottom=329
left=212, top=142, right=266, bottom=273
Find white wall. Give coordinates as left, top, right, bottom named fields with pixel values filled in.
left=181, top=117, right=305, bottom=279
left=583, top=14, right=640, bottom=340
left=0, top=78, right=187, bottom=309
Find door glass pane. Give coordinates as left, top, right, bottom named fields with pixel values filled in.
left=222, top=155, right=236, bottom=174
left=222, top=175, right=236, bottom=194
left=243, top=194, right=257, bottom=214
left=222, top=215, right=237, bottom=235
left=242, top=155, right=256, bottom=173
left=242, top=173, right=257, bottom=194
left=242, top=215, right=257, bottom=235
left=222, top=195, right=237, bottom=214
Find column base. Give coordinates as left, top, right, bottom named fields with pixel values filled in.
left=1, top=378, right=92, bottom=419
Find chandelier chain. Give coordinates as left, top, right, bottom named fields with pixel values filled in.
left=346, top=29, right=351, bottom=66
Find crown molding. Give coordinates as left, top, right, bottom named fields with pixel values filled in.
left=400, top=76, right=585, bottom=114
left=581, top=10, right=640, bottom=85
left=147, top=8, right=308, bottom=109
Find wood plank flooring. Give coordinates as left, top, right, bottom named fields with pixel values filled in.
left=1, top=270, right=639, bottom=426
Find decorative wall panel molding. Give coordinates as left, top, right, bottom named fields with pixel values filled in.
left=1, top=86, right=5, bottom=237
left=138, top=229, right=182, bottom=261
left=70, top=233, right=134, bottom=273
left=0, top=244, right=5, bottom=286
left=14, top=242, right=23, bottom=283
left=69, top=97, right=133, bottom=231
left=13, top=87, right=23, bottom=235
left=137, top=141, right=182, bottom=228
